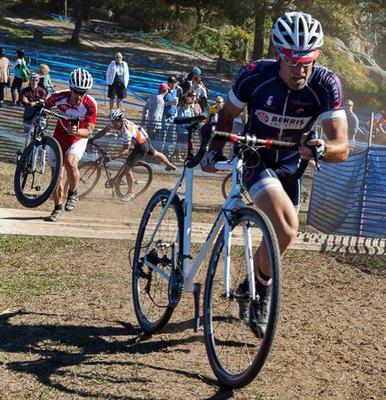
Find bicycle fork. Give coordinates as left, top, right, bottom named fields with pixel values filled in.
left=223, top=215, right=256, bottom=301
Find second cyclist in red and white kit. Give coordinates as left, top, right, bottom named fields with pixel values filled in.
left=44, top=67, right=97, bottom=222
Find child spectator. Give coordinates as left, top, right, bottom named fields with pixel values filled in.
left=38, top=64, right=54, bottom=93
left=176, top=94, right=195, bottom=161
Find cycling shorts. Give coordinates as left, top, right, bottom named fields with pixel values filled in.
left=125, top=140, right=155, bottom=168
left=243, top=152, right=302, bottom=212
left=49, top=138, right=88, bottom=167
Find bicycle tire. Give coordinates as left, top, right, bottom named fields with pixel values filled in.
left=115, top=161, right=153, bottom=199
left=132, top=188, right=184, bottom=334
left=64, top=161, right=101, bottom=199
left=203, top=207, right=281, bottom=388
left=221, top=172, right=253, bottom=206
left=14, top=136, right=62, bottom=208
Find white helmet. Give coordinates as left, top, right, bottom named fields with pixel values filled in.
left=272, top=12, right=324, bottom=51
left=69, top=67, right=93, bottom=92
left=109, top=108, right=125, bottom=121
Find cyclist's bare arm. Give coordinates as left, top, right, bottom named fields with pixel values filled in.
left=90, top=126, right=110, bottom=141
left=110, top=143, right=130, bottom=159
left=203, top=100, right=244, bottom=173
left=299, top=117, right=349, bottom=162
left=68, top=122, right=95, bottom=139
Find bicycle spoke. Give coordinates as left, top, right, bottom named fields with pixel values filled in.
left=132, top=189, right=183, bottom=333
left=204, top=207, right=281, bottom=388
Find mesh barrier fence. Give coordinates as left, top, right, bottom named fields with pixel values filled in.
left=308, top=143, right=386, bottom=238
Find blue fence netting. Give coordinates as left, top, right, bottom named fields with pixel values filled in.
left=308, top=142, right=386, bottom=238
left=0, top=38, right=228, bottom=105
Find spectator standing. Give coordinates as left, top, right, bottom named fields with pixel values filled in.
left=189, top=76, right=208, bottom=113
left=179, top=72, right=191, bottom=95
left=0, top=48, right=10, bottom=107
left=161, top=75, right=179, bottom=155
left=208, top=96, right=224, bottom=115
left=38, top=64, right=54, bottom=93
left=20, top=72, right=47, bottom=153
left=106, top=52, right=130, bottom=109
left=188, top=91, right=202, bottom=116
left=176, top=94, right=195, bottom=161
left=11, top=49, right=29, bottom=106
left=345, top=100, right=359, bottom=140
left=141, top=82, right=168, bottom=147
left=21, top=72, right=47, bottom=135
left=187, top=66, right=202, bottom=82
left=373, top=110, right=386, bottom=145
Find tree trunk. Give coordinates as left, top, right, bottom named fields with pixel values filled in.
left=196, top=6, right=204, bottom=28
left=175, top=4, right=181, bottom=18
left=70, top=0, right=83, bottom=45
left=267, top=0, right=291, bottom=57
left=63, top=0, right=67, bottom=18
left=253, top=0, right=267, bottom=60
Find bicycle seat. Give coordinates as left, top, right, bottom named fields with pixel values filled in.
left=173, top=115, right=206, bottom=125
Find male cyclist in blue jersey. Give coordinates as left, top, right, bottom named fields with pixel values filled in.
left=201, top=12, right=349, bottom=337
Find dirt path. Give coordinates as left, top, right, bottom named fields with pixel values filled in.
left=1, top=207, right=385, bottom=255
left=0, top=236, right=384, bottom=400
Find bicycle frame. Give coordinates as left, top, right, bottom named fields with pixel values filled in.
left=144, top=154, right=255, bottom=298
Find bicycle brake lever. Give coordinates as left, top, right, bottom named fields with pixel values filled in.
left=307, top=131, right=321, bottom=171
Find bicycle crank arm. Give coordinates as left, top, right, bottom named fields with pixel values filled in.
left=193, top=282, right=201, bottom=332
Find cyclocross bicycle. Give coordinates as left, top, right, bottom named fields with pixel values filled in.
left=13, top=106, right=76, bottom=208
left=131, top=114, right=314, bottom=388
left=64, top=141, right=153, bottom=200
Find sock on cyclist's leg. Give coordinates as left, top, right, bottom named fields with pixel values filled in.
left=54, top=204, right=63, bottom=211
left=68, top=189, right=77, bottom=197
left=256, top=270, right=272, bottom=286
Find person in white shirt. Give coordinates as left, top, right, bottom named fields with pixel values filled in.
left=106, top=52, right=130, bottom=109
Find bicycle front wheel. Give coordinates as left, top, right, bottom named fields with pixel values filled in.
left=14, top=136, right=62, bottom=208
left=64, top=161, right=101, bottom=199
left=115, top=161, right=153, bottom=199
left=132, top=189, right=184, bottom=334
left=203, top=207, right=281, bottom=388
left=221, top=172, right=253, bottom=205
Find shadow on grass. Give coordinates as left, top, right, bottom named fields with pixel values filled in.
left=0, top=310, right=236, bottom=399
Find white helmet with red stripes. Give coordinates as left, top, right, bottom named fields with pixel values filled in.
left=272, top=12, right=324, bottom=52
left=69, top=67, right=93, bottom=92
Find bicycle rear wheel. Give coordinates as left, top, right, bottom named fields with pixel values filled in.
left=115, top=161, right=153, bottom=199
left=132, top=189, right=184, bottom=333
left=64, top=161, right=101, bottom=199
left=14, top=136, right=62, bottom=208
left=203, top=207, right=281, bottom=388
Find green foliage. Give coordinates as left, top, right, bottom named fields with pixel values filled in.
left=189, top=26, right=231, bottom=58
left=318, top=36, right=382, bottom=108
left=189, top=25, right=253, bottom=61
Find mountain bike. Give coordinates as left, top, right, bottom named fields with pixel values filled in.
left=13, top=106, right=75, bottom=208
left=64, top=141, right=153, bottom=200
left=131, top=115, right=313, bottom=388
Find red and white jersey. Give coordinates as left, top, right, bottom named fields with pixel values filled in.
left=45, top=90, right=97, bottom=146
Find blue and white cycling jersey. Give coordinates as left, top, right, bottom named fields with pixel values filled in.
left=228, top=59, right=346, bottom=206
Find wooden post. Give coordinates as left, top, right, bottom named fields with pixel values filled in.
left=368, top=112, right=374, bottom=147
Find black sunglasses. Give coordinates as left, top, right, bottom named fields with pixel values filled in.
left=71, top=88, right=88, bottom=95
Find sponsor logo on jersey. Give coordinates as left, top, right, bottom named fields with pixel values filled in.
left=255, top=109, right=312, bottom=129
left=265, top=95, right=273, bottom=107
